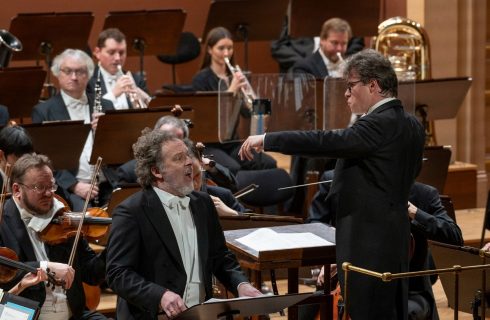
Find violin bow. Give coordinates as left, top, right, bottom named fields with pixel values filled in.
left=67, top=157, right=103, bottom=267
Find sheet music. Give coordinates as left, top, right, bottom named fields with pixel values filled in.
left=236, top=228, right=332, bottom=251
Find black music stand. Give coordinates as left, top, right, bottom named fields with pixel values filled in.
left=90, top=107, right=193, bottom=166
left=103, top=10, right=186, bottom=75
left=0, top=67, right=46, bottom=121
left=175, top=293, right=311, bottom=320
left=203, top=0, right=289, bottom=70
left=22, top=121, right=91, bottom=170
left=9, top=12, right=94, bottom=97
left=289, top=0, right=381, bottom=38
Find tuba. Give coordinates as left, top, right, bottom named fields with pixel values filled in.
left=375, top=17, right=431, bottom=81
left=0, top=30, right=22, bottom=68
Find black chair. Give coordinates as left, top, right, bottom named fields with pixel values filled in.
left=157, top=31, right=200, bottom=92
left=236, top=168, right=294, bottom=214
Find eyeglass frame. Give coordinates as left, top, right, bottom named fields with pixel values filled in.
left=17, top=182, right=58, bottom=194
left=346, top=80, right=364, bottom=94
left=59, top=68, right=88, bottom=77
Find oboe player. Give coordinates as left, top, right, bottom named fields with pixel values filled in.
left=88, top=28, right=149, bottom=110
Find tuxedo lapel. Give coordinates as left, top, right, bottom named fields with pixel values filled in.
left=4, top=200, right=37, bottom=261
left=189, top=193, right=209, bottom=264
left=142, top=188, right=185, bottom=271
left=51, top=95, right=71, bottom=120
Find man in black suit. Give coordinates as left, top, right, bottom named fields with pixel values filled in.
left=87, top=28, right=149, bottom=110
left=291, top=18, right=363, bottom=79
left=239, top=49, right=426, bottom=319
left=309, top=171, right=463, bottom=320
left=32, top=48, right=113, bottom=211
left=106, top=129, right=261, bottom=319
left=0, top=153, right=106, bottom=319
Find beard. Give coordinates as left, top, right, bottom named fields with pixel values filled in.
left=21, top=189, right=53, bottom=216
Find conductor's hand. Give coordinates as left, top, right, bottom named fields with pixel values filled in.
left=47, top=262, right=75, bottom=289
left=237, top=282, right=262, bottom=297
left=238, top=134, right=265, bottom=161
left=161, top=290, right=187, bottom=318
left=483, top=243, right=490, bottom=251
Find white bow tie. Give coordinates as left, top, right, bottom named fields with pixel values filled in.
left=168, top=196, right=190, bottom=210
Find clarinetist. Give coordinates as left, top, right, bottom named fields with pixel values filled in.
left=31, top=49, right=113, bottom=211
left=88, top=28, right=149, bottom=110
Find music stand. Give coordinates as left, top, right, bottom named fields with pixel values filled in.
left=9, top=12, right=94, bottom=97
left=103, top=9, right=186, bottom=74
left=416, top=146, right=452, bottom=194
left=203, top=0, right=289, bottom=70
left=22, top=121, right=91, bottom=170
left=289, top=0, right=381, bottom=37
left=90, top=107, right=193, bottom=166
left=429, top=241, right=490, bottom=315
left=175, top=293, right=311, bottom=320
left=0, top=67, right=46, bottom=120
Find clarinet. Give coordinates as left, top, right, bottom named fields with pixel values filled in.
left=92, top=69, right=103, bottom=206
left=94, top=69, right=103, bottom=114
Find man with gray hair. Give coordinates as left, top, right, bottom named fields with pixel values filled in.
left=31, top=48, right=111, bottom=211
left=239, top=49, right=425, bottom=319
left=107, top=129, right=261, bottom=319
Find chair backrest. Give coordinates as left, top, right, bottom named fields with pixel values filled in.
left=440, top=194, right=456, bottom=223
left=236, top=168, right=294, bottom=211
left=157, top=31, right=201, bottom=85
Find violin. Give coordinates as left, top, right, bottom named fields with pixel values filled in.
left=0, top=247, right=64, bottom=289
left=39, top=196, right=111, bottom=245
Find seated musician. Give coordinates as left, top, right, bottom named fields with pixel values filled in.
left=306, top=170, right=463, bottom=320
left=186, top=139, right=246, bottom=216
left=106, top=129, right=261, bottom=319
left=192, top=26, right=277, bottom=174
left=0, top=153, right=107, bottom=320
left=0, top=125, right=34, bottom=188
left=290, top=17, right=363, bottom=78
left=31, top=49, right=113, bottom=211
left=117, top=114, right=238, bottom=191
left=87, top=28, right=149, bottom=110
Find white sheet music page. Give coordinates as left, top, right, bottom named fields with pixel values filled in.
left=236, top=228, right=332, bottom=251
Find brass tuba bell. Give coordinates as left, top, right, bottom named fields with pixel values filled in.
left=375, top=17, right=431, bottom=81
left=0, top=29, right=22, bottom=68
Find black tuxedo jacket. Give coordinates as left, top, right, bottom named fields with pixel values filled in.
left=0, top=199, right=106, bottom=319
left=87, top=66, right=148, bottom=110
left=291, top=50, right=328, bottom=79
left=106, top=187, right=248, bottom=320
left=31, top=93, right=96, bottom=123
left=264, top=99, right=425, bottom=319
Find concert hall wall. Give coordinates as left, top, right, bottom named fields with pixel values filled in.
left=0, top=0, right=405, bottom=94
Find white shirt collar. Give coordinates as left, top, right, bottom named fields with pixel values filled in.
left=366, top=97, right=397, bottom=115
left=318, top=49, right=343, bottom=78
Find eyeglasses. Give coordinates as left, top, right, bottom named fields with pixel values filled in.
left=60, top=68, right=88, bottom=77
left=18, top=182, right=58, bottom=194
left=346, top=80, right=364, bottom=93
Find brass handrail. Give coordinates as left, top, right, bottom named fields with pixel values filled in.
left=341, top=261, right=490, bottom=320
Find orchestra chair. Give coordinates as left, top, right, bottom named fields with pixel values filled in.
left=236, top=168, right=294, bottom=214
left=157, top=31, right=201, bottom=92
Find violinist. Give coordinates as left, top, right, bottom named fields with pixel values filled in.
left=0, top=153, right=107, bottom=320
left=186, top=139, right=246, bottom=216
left=0, top=125, right=34, bottom=189
left=106, top=129, right=261, bottom=319
left=117, top=115, right=238, bottom=191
